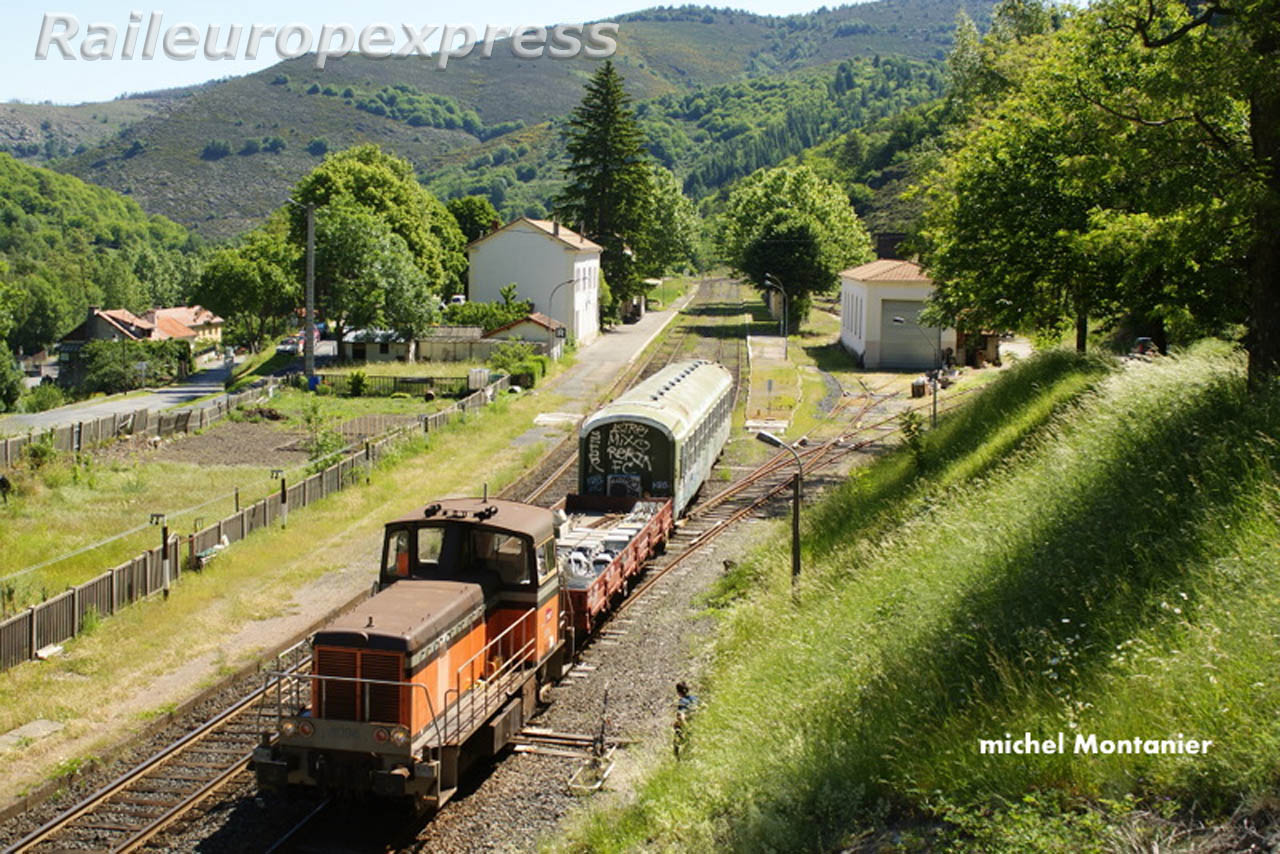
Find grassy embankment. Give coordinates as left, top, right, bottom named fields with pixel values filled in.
left=562, top=345, right=1280, bottom=851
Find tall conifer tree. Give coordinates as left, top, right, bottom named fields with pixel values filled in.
left=556, top=61, right=654, bottom=307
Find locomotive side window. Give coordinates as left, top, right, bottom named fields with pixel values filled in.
left=473, top=530, right=531, bottom=586
left=417, top=526, right=444, bottom=567
left=387, top=528, right=411, bottom=578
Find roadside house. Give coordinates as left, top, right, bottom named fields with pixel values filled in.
left=466, top=218, right=601, bottom=347
left=143, top=306, right=224, bottom=352
left=839, top=260, right=957, bottom=371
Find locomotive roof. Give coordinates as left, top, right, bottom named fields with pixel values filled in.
left=314, top=579, right=483, bottom=653
left=581, top=360, right=733, bottom=440
left=387, top=497, right=556, bottom=543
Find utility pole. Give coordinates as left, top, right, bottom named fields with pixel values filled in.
left=304, top=202, right=316, bottom=382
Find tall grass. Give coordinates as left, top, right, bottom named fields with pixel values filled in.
left=563, top=345, right=1280, bottom=851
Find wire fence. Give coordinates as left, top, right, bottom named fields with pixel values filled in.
left=0, top=376, right=511, bottom=672
left=0, top=379, right=284, bottom=471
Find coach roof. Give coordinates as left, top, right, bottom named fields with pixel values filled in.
left=581, top=359, right=733, bottom=441
left=388, top=497, right=556, bottom=543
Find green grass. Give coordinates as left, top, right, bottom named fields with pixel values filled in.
left=0, top=456, right=276, bottom=610
left=560, top=344, right=1280, bottom=852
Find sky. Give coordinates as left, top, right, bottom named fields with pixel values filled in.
left=3, top=0, right=836, bottom=105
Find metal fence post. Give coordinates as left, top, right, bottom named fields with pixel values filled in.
left=27, top=606, right=36, bottom=661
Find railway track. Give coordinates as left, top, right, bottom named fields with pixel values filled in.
left=3, top=645, right=311, bottom=854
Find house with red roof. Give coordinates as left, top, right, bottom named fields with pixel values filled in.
left=483, top=312, right=566, bottom=359
left=56, top=305, right=217, bottom=386
left=466, top=218, right=601, bottom=347
left=839, top=260, right=957, bottom=371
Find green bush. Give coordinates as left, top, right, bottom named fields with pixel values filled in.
left=314, top=382, right=334, bottom=396
left=307, top=137, right=329, bottom=156
left=201, top=139, right=231, bottom=160
left=348, top=370, right=368, bottom=397
left=488, top=338, right=537, bottom=375
left=20, top=382, right=65, bottom=413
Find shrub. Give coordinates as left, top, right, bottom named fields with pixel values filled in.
left=348, top=370, right=368, bottom=397
left=21, top=382, right=65, bottom=413
left=201, top=139, right=231, bottom=160
left=24, top=434, right=56, bottom=469
left=271, top=74, right=289, bottom=85
left=239, top=138, right=260, bottom=155
left=488, top=339, right=537, bottom=375
left=307, top=137, right=329, bottom=156
left=306, top=83, right=321, bottom=94
left=314, top=382, right=334, bottom=396
left=262, top=136, right=286, bottom=153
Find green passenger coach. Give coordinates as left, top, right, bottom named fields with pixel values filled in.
left=578, top=360, right=734, bottom=515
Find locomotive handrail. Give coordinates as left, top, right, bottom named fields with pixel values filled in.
left=261, top=670, right=444, bottom=750
left=442, top=609, right=538, bottom=745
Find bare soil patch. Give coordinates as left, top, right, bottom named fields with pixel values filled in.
left=128, top=420, right=310, bottom=468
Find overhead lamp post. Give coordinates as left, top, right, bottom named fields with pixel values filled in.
left=755, top=430, right=802, bottom=584
left=545, top=277, right=578, bottom=338
left=891, top=314, right=943, bottom=427
left=761, top=274, right=788, bottom=358
left=285, top=198, right=317, bottom=382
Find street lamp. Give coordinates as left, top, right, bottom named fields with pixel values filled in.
left=755, top=430, right=802, bottom=584
left=891, top=314, right=943, bottom=428
left=545, top=277, right=578, bottom=337
left=284, top=198, right=317, bottom=382
left=761, top=274, right=788, bottom=358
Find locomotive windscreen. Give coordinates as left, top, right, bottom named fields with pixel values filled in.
left=580, top=421, right=674, bottom=498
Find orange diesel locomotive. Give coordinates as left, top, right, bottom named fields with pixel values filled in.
left=253, top=498, right=573, bottom=808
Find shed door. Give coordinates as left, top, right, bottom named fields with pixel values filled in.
left=879, top=300, right=939, bottom=371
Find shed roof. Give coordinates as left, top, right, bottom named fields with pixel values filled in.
left=484, top=312, right=565, bottom=337
left=841, top=259, right=931, bottom=283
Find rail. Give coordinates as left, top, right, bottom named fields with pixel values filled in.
left=441, top=609, right=538, bottom=746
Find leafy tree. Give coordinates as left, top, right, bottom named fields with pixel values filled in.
left=722, top=165, right=872, bottom=331
left=201, top=139, right=231, bottom=160
left=918, top=2, right=1247, bottom=354
left=0, top=342, right=21, bottom=411
left=555, top=61, right=655, bottom=304
left=638, top=166, right=700, bottom=276
left=443, top=293, right=533, bottom=332
left=1080, top=0, right=1280, bottom=385
left=79, top=338, right=189, bottom=394
left=446, top=195, right=500, bottom=243
left=291, top=144, right=466, bottom=295
left=195, top=221, right=299, bottom=349
left=309, top=201, right=436, bottom=342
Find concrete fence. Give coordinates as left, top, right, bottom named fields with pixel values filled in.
left=1, top=379, right=284, bottom=471
left=0, top=376, right=511, bottom=673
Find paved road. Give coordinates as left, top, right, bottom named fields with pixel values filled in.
left=1, top=359, right=238, bottom=432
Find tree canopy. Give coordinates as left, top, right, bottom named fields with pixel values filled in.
left=917, top=0, right=1269, bottom=370
left=556, top=61, right=656, bottom=305
left=722, top=165, right=872, bottom=330
left=290, top=145, right=467, bottom=298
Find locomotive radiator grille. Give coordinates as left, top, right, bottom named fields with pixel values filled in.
left=315, top=648, right=358, bottom=720
left=313, top=647, right=405, bottom=724
left=361, top=651, right=404, bottom=724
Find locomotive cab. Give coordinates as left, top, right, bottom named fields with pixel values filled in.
left=254, top=498, right=567, bottom=808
